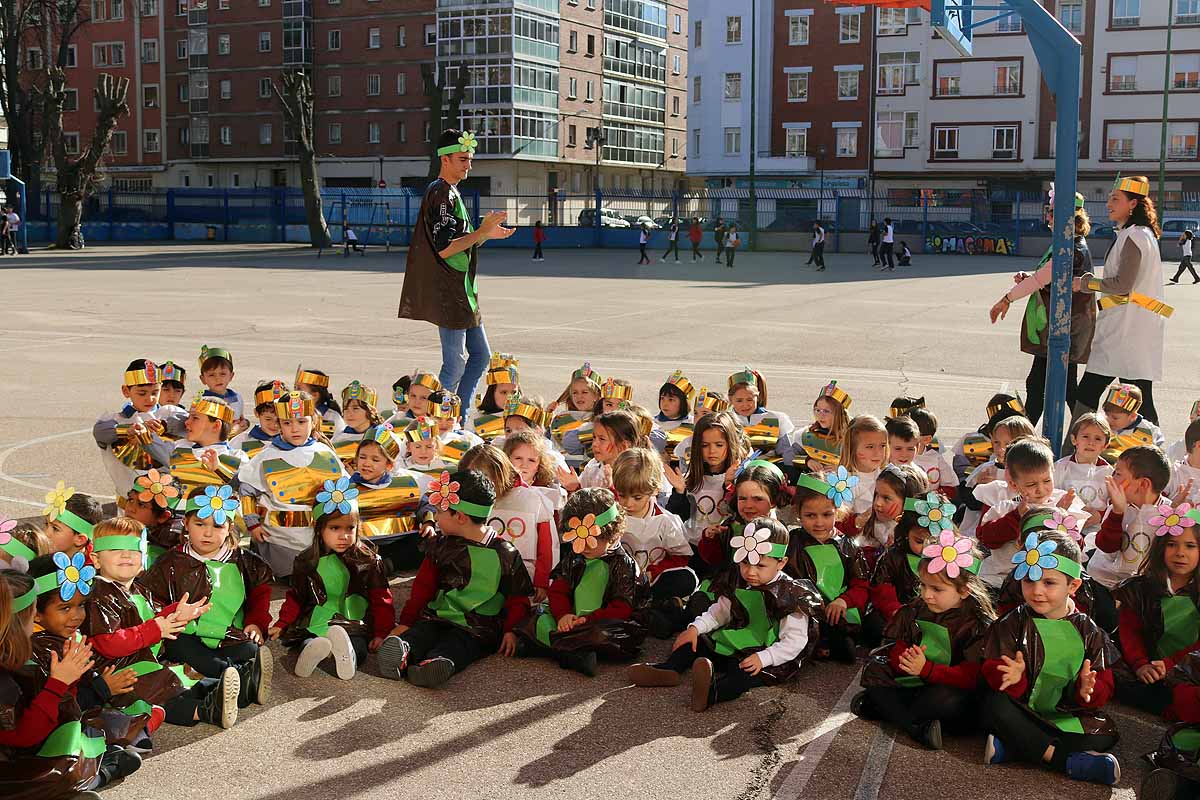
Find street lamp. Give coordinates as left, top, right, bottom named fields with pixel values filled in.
left=816, top=144, right=828, bottom=223
left=586, top=126, right=606, bottom=191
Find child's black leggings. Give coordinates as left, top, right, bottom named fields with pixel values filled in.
left=1116, top=676, right=1173, bottom=716
left=164, top=634, right=258, bottom=679
left=982, top=691, right=1117, bottom=771
left=650, top=569, right=698, bottom=603
left=658, top=640, right=765, bottom=704
left=163, top=675, right=222, bottom=726
left=400, top=620, right=487, bottom=675
left=866, top=684, right=977, bottom=733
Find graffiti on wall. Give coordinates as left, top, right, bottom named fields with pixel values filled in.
left=924, top=234, right=1016, bottom=255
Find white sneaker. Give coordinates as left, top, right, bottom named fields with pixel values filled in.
left=295, top=636, right=332, bottom=678
left=327, top=625, right=357, bottom=680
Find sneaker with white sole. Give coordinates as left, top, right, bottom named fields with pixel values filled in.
left=198, top=666, right=240, bottom=729
left=376, top=636, right=410, bottom=680
left=1064, top=751, right=1121, bottom=786
left=408, top=656, right=456, bottom=688
left=327, top=626, right=357, bottom=680
left=984, top=734, right=1008, bottom=765
left=295, top=636, right=332, bottom=678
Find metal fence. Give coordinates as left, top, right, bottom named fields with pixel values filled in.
left=27, top=187, right=1200, bottom=251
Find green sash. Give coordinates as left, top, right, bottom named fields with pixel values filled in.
left=36, top=720, right=106, bottom=759
left=429, top=545, right=504, bottom=628
left=129, top=593, right=164, bottom=659
left=117, top=660, right=197, bottom=716
left=574, top=559, right=610, bottom=617
left=146, top=543, right=166, bottom=566
left=713, top=588, right=779, bottom=656
left=1028, top=617, right=1087, bottom=734
left=906, top=553, right=921, bottom=577
left=896, top=620, right=952, bottom=687
left=185, top=561, right=246, bottom=648
left=1172, top=727, right=1200, bottom=753
left=696, top=578, right=715, bottom=602
left=534, top=605, right=557, bottom=647
left=805, top=544, right=862, bottom=626
left=307, top=555, right=368, bottom=637
left=1158, top=595, right=1200, bottom=660
left=444, top=193, right=479, bottom=313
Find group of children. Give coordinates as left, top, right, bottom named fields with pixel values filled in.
left=4, top=347, right=1200, bottom=796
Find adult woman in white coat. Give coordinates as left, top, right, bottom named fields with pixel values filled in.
left=1072, top=175, right=1169, bottom=423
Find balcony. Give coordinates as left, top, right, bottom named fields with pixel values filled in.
left=1109, top=76, right=1136, bottom=91
left=1169, top=147, right=1199, bottom=159
left=1112, top=16, right=1139, bottom=27
left=755, top=153, right=815, bottom=174
left=1107, top=147, right=1135, bottom=160
left=994, top=84, right=1020, bottom=96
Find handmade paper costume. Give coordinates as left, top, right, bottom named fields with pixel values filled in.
left=869, top=494, right=959, bottom=627
left=789, top=381, right=851, bottom=472
left=468, top=353, right=519, bottom=442
left=166, top=396, right=249, bottom=500
left=92, top=360, right=187, bottom=497
left=486, top=473, right=559, bottom=592
left=350, top=426, right=425, bottom=542
left=729, top=367, right=794, bottom=462
left=295, top=366, right=346, bottom=440
left=229, top=381, right=288, bottom=461
left=1099, top=384, right=1166, bottom=463
left=131, top=469, right=184, bottom=564
left=197, top=346, right=244, bottom=423
left=331, top=381, right=380, bottom=467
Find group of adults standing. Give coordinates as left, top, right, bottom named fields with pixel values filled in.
left=990, top=175, right=1168, bottom=429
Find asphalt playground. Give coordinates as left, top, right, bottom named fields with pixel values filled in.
left=2, top=241, right=1198, bottom=800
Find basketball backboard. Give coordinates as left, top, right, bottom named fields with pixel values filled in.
left=932, top=0, right=973, bottom=57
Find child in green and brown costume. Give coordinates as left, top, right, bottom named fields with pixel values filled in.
left=514, top=488, right=648, bottom=676
left=269, top=484, right=392, bottom=682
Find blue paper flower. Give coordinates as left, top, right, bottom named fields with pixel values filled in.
left=198, top=484, right=239, bottom=525
left=826, top=465, right=859, bottom=508
left=913, top=492, right=956, bottom=533
left=53, top=551, right=96, bottom=602
left=316, top=476, right=359, bottom=516
left=1011, top=532, right=1061, bottom=581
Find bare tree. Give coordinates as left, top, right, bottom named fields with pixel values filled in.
left=45, top=70, right=129, bottom=248
left=0, top=0, right=47, bottom=197
left=421, top=63, right=470, bottom=180
left=274, top=70, right=330, bottom=248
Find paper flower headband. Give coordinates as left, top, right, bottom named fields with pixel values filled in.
left=1151, top=503, right=1198, bottom=538
left=437, top=131, right=479, bottom=157
left=921, top=530, right=977, bottom=578
left=0, top=514, right=36, bottom=571
left=134, top=469, right=181, bottom=510
left=730, top=523, right=788, bottom=566
left=1042, top=508, right=1084, bottom=544
left=92, top=526, right=149, bottom=569
left=315, top=477, right=359, bottom=520
left=186, top=485, right=241, bottom=526
left=562, top=504, right=620, bottom=554
left=43, top=481, right=95, bottom=539
left=796, top=467, right=857, bottom=508
left=1012, top=529, right=1082, bottom=581
left=905, top=492, right=956, bottom=534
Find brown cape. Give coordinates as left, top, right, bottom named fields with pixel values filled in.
left=280, top=547, right=388, bottom=645
left=397, top=178, right=482, bottom=330
left=418, top=533, right=533, bottom=648
left=862, top=600, right=989, bottom=688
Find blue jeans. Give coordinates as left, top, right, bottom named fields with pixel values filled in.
left=438, top=323, right=490, bottom=419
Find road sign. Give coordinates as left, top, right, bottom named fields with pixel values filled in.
left=932, top=0, right=973, bottom=57
left=378, top=179, right=386, bottom=189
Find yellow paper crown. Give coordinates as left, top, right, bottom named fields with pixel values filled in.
left=505, top=397, right=549, bottom=428
left=190, top=395, right=235, bottom=426
left=1104, top=384, right=1142, bottom=413
left=361, top=424, right=400, bottom=460
left=254, top=380, right=288, bottom=408
left=728, top=367, right=758, bottom=390
left=198, top=345, right=234, bottom=370
left=123, top=359, right=159, bottom=387
left=665, top=370, right=695, bottom=402
left=295, top=365, right=329, bottom=389
left=987, top=396, right=1025, bottom=420
left=430, top=394, right=461, bottom=420
left=889, top=396, right=925, bottom=419
left=489, top=352, right=519, bottom=370
left=819, top=380, right=852, bottom=410
left=341, top=380, right=378, bottom=411
left=573, top=362, right=603, bottom=386
left=275, top=390, right=316, bottom=420
left=403, top=417, right=438, bottom=442
left=158, top=361, right=186, bottom=384
left=486, top=365, right=520, bottom=386
left=411, top=372, right=443, bottom=392
left=601, top=378, right=634, bottom=401
left=695, top=387, right=730, bottom=414
left=1113, top=174, right=1150, bottom=197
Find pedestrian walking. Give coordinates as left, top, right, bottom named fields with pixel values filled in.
left=532, top=220, right=546, bottom=261
left=868, top=219, right=881, bottom=266
left=808, top=221, right=826, bottom=271
left=661, top=218, right=680, bottom=263
left=879, top=217, right=896, bottom=271
left=1169, top=230, right=1196, bottom=284
left=714, top=218, right=727, bottom=262
left=725, top=224, right=740, bottom=268
left=688, top=217, right=703, bottom=262
left=638, top=222, right=651, bottom=264
left=3, top=205, right=18, bottom=255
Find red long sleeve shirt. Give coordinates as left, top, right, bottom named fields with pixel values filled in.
left=243, top=583, right=273, bottom=635
left=1118, top=605, right=1200, bottom=672
left=977, top=507, right=1020, bottom=551
left=887, top=640, right=980, bottom=690
left=839, top=577, right=870, bottom=614
left=982, top=657, right=1114, bottom=708
left=697, top=533, right=725, bottom=566
left=531, top=519, right=555, bottom=590
left=0, top=678, right=68, bottom=749
left=397, top=557, right=529, bottom=634
left=89, top=600, right=178, bottom=660
left=1095, top=509, right=1125, bottom=554
left=871, top=583, right=903, bottom=624
left=649, top=554, right=689, bottom=580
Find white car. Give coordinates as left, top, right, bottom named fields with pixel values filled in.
left=634, top=216, right=662, bottom=230
left=1162, top=218, right=1199, bottom=237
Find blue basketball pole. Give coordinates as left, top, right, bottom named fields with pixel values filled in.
left=934, top=0, right=1081, bottom=455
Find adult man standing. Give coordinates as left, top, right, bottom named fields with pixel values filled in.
left=398, top=129, right=514, bottom=420
left=878, top=217, right=895, bottom=271
left=807, top=220, right=826, bottom=271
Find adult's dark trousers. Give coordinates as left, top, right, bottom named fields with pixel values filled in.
left=399, top=620, right=488, bottom=675
left=866, top=684, right=978, bottom=733
left=163, top=634, right=258, bottom=679
left=638, top=243, right=649, bottom=264
left=879, top=242, right=895, bottom=269
left=1023, top=355, right=1080, bottom=427
left=663, top=239, right=679, bottom=261
left=533, top=243, right=543, bottom=259
left=808, top=243, right=825, bottom=267
left=982, top=691, right=1117, bottom=771
left=1075, top=371, right=1157, bottom=424
left=658, top=639, right=765, bottom=703
left=1171, top=257, right=1198, bottom=283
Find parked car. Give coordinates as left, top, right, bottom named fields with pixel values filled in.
left=633, top=215, right=661, bottom=229
left=1162, top=217, right=1200, bottom=237
left=578, top=208, right=631, bottom=228
left=1090, top=224, right=1116, bottom=239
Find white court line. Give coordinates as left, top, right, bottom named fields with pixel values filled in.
left=0, top=428, right=97, bottom=494
left=0, top=494, right=48, bottom=508
left=852, top=726, right=897, bottom=800
left=775, top=668, right=863, bottom=798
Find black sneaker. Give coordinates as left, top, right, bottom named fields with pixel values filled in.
left=237, top=646, right=273, bottom=707
left=376, top=635, right=410, bottom=680
left=641, top=608, right=677, bottom=640
left=850, top=690, right=879, bottom=721
left=96, top=746, right=142, bottom=788
left=408, top=656, right=456, bottom=688
left=1140, top=768, right=1181, bottom=800
left=914, top=719, right=943, bottom=751
left=198, top=666, right=240, bottom=728
left=560, top=650, right=598, bottom=677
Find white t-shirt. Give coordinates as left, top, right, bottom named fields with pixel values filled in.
left=6, top=212, right=18, bottom=230
left=1183, top=237, right=1193, bottom=257
left=813, top=226, right=825, bottom=244
left=726, top=231, right=740, bottom=249
left=882, top=223, right=894, bottom=244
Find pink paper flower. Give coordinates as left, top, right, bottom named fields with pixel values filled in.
left=1150, top=503, right=1196, bottom=538
left=1043, top=509, right=1083, bottom=543
left=921, top=529, right=974, bottom=578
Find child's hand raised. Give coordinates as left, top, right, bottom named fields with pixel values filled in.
left=173, top=592, right=211, bottom=622
left=419, top=522, right=438, bottom=539
left=898, top=644, right=927, bottom=677
left=199, top=449, right=220, bottom=472
left=1077, top=658, right=1098, bottom=702
left=1174, top=479, right=1195, bottom=506
left=556, top=464, right=582, bottom=493
left=154, top=614, right=188, bottom=641
left=101, top=665, right=139, bottom=696
left=50, top=636, right=95, bottom=686
left=1105, top=475, right=1128, bottom=514
left=602, top=463, right=614, bottom=488
left=663, top=465, right=687, bottom=494
left=702, top=524, right=727, bottom=540
left=1056, top=489, right=1077, bottom=510
left=739, top=653, right=763, bottom=675
left=996, top=651, right=1026, bottom=691
left=673, top=625, right=699, bottom=653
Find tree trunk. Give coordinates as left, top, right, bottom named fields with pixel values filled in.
left=274, top=71, right=330, bottom=248
left=56, top=193, right=84, bottom=249
left=423, top=63, right=470, bottom=180
left=298, top=149, right=329, bottom=248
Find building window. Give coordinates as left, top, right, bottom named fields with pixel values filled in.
left=178, top=81, right=189, bottom=102
left=673, top=13, right=681, bottom=34
left=996, top=12, right=1023, bottom=32
left=839, top=13, right=861, bottom=43
left=1174, top=54, right=1200, bottom=89
left=141, top=0, right=157, bottom=14
left=724, top=126, right=741, bottom=155
left=219, top=79, right=231, bottom=99
left=144, top=129, right=161, bottom=152
left=1106, top=124, right=1134, bottom=159
left=367, top=74, right=380, bottom=95
left=726, top=16, right=741, bottom=44
left=1108, top=0, right=1137, bottom=26
left=141, top=39, right=158, bottom=63
left=877, top=8, right=921, bottom=34
left=878, top=51, right=921, bottom=93
left=785, top=128, right=807, bottom=157
left=995, top=62, right=1021, bottom=95
left=993, top=125, right=1018, bottom=158
left=397, top=121, right=407, bottom=143
left=936, top=63, right=961, bottom=96
left=142, top=84, right=159, bottom=108
left=789, top=16, right=809, bottom=45
left=328, top=30, right=341, bottom=50
left=1169, top=122, right=1199, bottom=158
left=724, top=72, right=741, bottom=100
left=692, top=75, right=701, bottom=102
left=65, top=45, right=77, bottom=67
left=1110, top=56, right=1137, bottom=91
left=1058, top=0, right=1083, bottom=33
left=836, top=127, right=857, bottom=157
left=259, top=124, right=272, bottom=144
left=875, top=110, right=919, bottom=156
left=693, top=128, right=701, bottom=156
left=62, top=132, right=80, bottom=155
left=63, top=89, right=78, bottom=112
left=694, top=20, right=701, bottom=47
left=586, top=34, right=595, bottom=56
left=396, top=73, right=406, bottom=94
left=568, top=30, right=577, bottom=51
left=93, top=43, right=125, bottom=67
left=934, top=126, right=959, bottom=158
left=111, top=130, right=128, bottom=154
left=258, top=32, right=271, bottom=52
left=672, top=136, right=679, bottom=157
left=568, top=76, right=577, bottom=98
left=787, top=73, right=809, bottom=102
left=424, top=121, right=431, bottom=142
left=671, top=95, right=679, bottom=115
left=220, top=126, right=231, bottom=145
left=217, top=34, right=230, bottom=55
left=1178, top=0, right=1200, bottom=24
left=259, top=77, right=272, bottom=98
left=396, top=25, right=406, bottom=47
left=837, top=70, right=859, bottom=100
left=672, top=54, right=681, bottom=75
left=26, top=48, right=42, bottom=69
left=368, top=122, right=380, bottom=143
left=328, top=75, right=341, bottom=96
left=425, top=23, right=436, bottom=46
left=176, top=39, right=187, bottom=59
left=585, top=80, right=594, bottom=101
left=368, top=27, right=380, bottom=48
left=568, top=124, right=577, bottom=146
